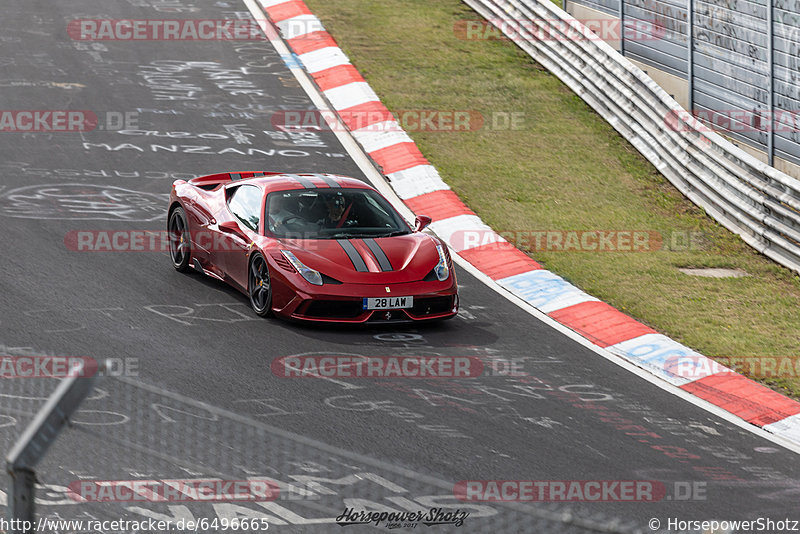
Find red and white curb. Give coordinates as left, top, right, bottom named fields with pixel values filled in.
left=253, top=0, right=800, bottom=445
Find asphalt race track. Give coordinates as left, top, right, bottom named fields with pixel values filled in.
left=1, top=1, right=800, bottom=533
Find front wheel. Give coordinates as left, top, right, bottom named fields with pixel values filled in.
left=168, top=206, right=191, bottom=272
left=248, top=253, right=273, bottom=317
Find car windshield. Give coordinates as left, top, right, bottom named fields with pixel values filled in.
left=265, top=188, right=412, bottom=239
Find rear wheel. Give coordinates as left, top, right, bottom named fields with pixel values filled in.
left=248, top=253, right=273, bottom=317
left=168, top=206, right=191, bottom=272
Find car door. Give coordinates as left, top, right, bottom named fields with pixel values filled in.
left=180, top=186, right=216, bottom=264
left=217, top=184, right=262, bottom=291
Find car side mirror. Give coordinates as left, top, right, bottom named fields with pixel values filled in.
left=414, top=215, right=432, bottom=232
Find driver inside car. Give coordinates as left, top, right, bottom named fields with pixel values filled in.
left=319, top=193, right=358, bottom=229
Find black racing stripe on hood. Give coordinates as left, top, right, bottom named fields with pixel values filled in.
left=337, top=239, right=368, bottom=272
left=363, top=238, right=393, bottom=272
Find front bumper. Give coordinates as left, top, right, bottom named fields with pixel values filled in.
left=276, top=281, right=459, bottom=323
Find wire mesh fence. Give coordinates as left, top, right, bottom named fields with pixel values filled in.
left=0, top=347, right=646, bottom=533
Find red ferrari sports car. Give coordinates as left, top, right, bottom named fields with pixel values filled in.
left=167, top=171, right=458, bottom=323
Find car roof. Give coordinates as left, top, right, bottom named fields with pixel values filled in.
left=237, top=173, right=374, bottom=193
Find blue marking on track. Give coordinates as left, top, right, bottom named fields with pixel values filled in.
left=281, top=53, right=302, bottom=69
left=496, top=270, right=589, bottom=311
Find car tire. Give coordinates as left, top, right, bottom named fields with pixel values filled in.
left=248, top=253, right=273, bottom=317
left=168, top=206, right=192, bottom=272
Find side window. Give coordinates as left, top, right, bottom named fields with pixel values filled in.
left=227, top=185, right=262, bottom=232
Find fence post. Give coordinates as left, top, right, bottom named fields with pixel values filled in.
left=687, top=0, right=694, bottom=113
left=767, top=0, right=775, bottom=166
left=8, top=468, right=35, bottom=532
left=618, top=0, right=625, bottom=55
left=6, top=360, right=106, bottom=533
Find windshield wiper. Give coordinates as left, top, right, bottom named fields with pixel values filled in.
left=375, top=230, right=410, bottom=238
left=328, top=232, right=367, bottom=239
left=328, top=230, right=410, bottom=239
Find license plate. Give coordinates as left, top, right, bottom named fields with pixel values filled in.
left=363, top=296, right=414, bottom=310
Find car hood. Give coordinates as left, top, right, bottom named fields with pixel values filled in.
left=277, top=234, right=440, bottom=284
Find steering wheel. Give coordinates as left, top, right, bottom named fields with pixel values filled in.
left=279, top=216, right=303, bottom=225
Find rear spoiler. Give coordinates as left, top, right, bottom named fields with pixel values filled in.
left=188, top=171, right=284, bottom=188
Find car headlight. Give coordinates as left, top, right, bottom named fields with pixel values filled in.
left=435, top=244, right=450, bottom=281
left=281, top=250, right=323, bottom=286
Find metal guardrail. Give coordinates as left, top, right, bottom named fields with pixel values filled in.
left=464, top=0, right=800, bottom=274
left=568, top=0, right=800, bottom=169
